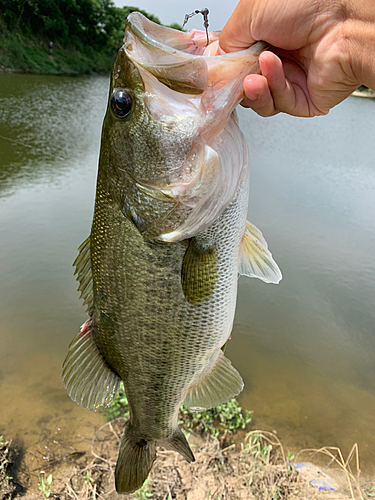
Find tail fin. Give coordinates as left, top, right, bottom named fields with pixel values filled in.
left=162, top=428, right=195, bottom=463
left=115, top=424, right=156, bottom=494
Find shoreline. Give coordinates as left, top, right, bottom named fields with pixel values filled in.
left=2, top=61, right=375, bottom=99
left=0, top=34, right=115, bottom=76
left=1, top=408, right=373, bottom=499
left=1, top=423, right=371, bottom=500
left=351, top=87, right=375, bottom=99
left=0, top=63, right=110, bottom=77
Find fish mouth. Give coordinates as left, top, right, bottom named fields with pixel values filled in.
left=123, top=13, right=268, bottom=242
left=124, top=12, right=268, bottom=96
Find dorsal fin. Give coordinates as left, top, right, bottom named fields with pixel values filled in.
left=73, top=237, right=93, bottom=312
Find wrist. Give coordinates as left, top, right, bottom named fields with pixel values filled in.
left=342, top=0, right=375, bottom=90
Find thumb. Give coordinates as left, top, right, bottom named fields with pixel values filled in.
left=219, top=0, right=256, bottom=53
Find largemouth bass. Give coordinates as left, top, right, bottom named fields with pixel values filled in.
left=62, top=12, right=281, bottom=494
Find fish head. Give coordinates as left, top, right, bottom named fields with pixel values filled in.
left=102, top=13, right=267, bottom=241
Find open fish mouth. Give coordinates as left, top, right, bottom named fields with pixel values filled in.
left=121, top=13, right=268, bottom=243
left=125, top=12, right=268, bottom=97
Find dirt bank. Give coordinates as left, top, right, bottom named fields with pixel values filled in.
left=2, top=417, right=373, bottom=500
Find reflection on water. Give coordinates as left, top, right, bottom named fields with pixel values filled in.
left=230, top=103, right=375, bottom=467
left=0, top=74, right=374, bottom=470
left=0, top=74, right=109, bottom=448
left=0, top=74, right=109, bottom=195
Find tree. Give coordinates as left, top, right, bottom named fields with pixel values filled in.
left=0, top=0, right=165, bottom=52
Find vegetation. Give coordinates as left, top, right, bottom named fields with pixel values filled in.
left=179, top=398, right=252, bottom=439
left=104, top=382, right=130, bottom=420
left=53, top=420, right=303, bottom=499
left=0, top=435, right=16, bottom=500
left=134, top=478, right=154, bottom=499
left=38, top=471, right=53, bottom=499
left=103, top=382, right=253, bottom=439
left=2, top=413, right=371, bottom=498
left=0, top=0, right=181, bottom=74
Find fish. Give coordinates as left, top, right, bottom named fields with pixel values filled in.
left=62, top=12, right=282, bottom=494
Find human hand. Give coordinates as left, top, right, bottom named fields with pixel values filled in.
left=219, top=0, right=371, bottom=117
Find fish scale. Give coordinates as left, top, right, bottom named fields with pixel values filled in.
left=62, top=12, right=282, bottom=494
left=92, top=129, right=247, bottom=447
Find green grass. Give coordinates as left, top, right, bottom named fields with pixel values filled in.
left=0, top=31, right=115, bottom=75
left=104, top=384, right=130, bottom=420
left=38, top=472, right=53, bottom=499
left=179, top=399, right=252, bottom=438
left=103, top=383, right=252, bottom=438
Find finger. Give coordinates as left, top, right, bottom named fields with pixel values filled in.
left=241, top=74, right=279, bottom=116
left=260, top=51, right=322, bottom=116
left=261, top=52, right=300, bottom=114
left=219, top=0, right=256, bottom=53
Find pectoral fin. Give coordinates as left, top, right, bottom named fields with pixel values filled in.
left=181, top=237, right=218, bottom=305
left=239, top=221, right=282, bottom=284
left=184, top=351, right=244, bottom=411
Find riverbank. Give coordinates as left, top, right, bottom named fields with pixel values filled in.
left=1, top=398, right=373, bottom=499
left=0, top=3, right=172, bottom=76
left=1, top=424, right=371, bottom=499
left=351, top=86, right=375, bottom=99
left=0, top=32, right=114, bottom=75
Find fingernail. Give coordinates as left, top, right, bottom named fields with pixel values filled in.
left=244, top=76, right=260, bottom=101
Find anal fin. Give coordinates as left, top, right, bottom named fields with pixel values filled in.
left=62, top=319, right=121, bottom=410
left=239, top=220, right=282, bottom=284
left=183, top=351, right=243, bottom=411
left=162, top=428, right=195, bottom=463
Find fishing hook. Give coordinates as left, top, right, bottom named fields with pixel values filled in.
left=182, top=8, right=210, bottom=46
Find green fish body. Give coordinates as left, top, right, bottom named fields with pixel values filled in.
left=62, top=13, right=281, bottom=494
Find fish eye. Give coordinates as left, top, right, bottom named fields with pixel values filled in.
left=110, top=89, right=133, bottom=118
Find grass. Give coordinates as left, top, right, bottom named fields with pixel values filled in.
left=0, top=435, right=16, bottom=500
left=179, top=398, right=252, bottom=440
left=0, top=31, right=115, bottom=75
left=295, top=443, right=365, bottom=500
left=38, top=471, right=53, bottom=499
left=104, top=382, right=253, bottom=440
left=103, top=383, right=130, bottom=420
left=239, top=430, right=299, bottom=499
left=135, top=478, right=154, bottom=499
left=4, top=411, right=372, bottom=499
left=2, top=387, right=373, bottom=499
left=101, top=390, right=373, bottom=499
left=54, top=420, right=301, bottom=499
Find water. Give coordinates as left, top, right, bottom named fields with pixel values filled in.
left=0, top=74, right=108, bottom=451
left=0, top=73, right=374, bottom=470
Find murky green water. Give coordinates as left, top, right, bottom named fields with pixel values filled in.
left=1, top=74, right=374, bottom=470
